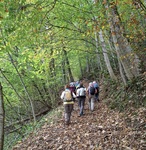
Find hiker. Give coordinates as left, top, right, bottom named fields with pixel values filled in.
left=75, top=79, right=83, bottom=91
left=76, top=83, right=86, bottom=116
left=86, top=82, right=96, bottom=111
left=60, top=84, right=76, bottom=125
left=69, top=81, right=76, bottom=95
left=93, top=81, right=99, bottom=102
left=75, top=80, right=80, bottom=88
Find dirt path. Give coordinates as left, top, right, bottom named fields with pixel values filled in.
left=13, top=81, right=145, bottom=150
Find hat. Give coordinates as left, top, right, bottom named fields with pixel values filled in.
left=89, top=82, right=93, bottom=86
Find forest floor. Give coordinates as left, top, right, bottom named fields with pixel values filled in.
left=13, top=80, right=146, bottom=150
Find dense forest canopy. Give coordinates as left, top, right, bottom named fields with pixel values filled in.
left=0, top=0, right=145, bottom=149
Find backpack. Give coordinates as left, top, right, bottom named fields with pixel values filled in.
left=64, top=90, right=73, bottom=101
left=79, top=87, right=86, bottom=96
left=89, top=86, right=95, bottom=95
left=93, top=83, right=99, bottom=88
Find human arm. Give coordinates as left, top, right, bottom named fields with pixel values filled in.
left=76, top=88, right=80, bottom=97
left=60, top=91, right=65, bottom=100
left=72, top=92, right=76, bottom=98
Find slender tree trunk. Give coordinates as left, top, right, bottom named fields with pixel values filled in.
left=32, top=81, right=44, bottom=100
left=107, top=13, right=128, bottom=84
left=117, top=56, right=127, bottom=85
left=133, top=0, right=146, bottom=11
left=86, top=54, right=90, bottom=73
left=62, top=60, right=66, bottom=84
left=0, top=83, right=4, bottom=150
left=99, top=30, right=117, bottom=80
left=105, top=31, right=127, bottom=84
left=0, top=69, right=28, bottom=107
left=78, top=55, right=83, bottom=77
left=63, top=49, right=74, bottom=82
left=49, top=35, right=56, bottom=78
left=94, top=29, right=103, bottom=71
left=49, top=56, right=55, bottom=78
left=3, top=94, right=19, bottom=115
left=8, top=52, right=36, bottom=122
left=85, top=42, right=90, bottom=73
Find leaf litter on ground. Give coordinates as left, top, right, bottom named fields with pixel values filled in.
left=13, top=81, right=146, bottom=150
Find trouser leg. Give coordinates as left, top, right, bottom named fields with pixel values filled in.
left=64, top=113, right=69, bottom=124
left=88, top=97, right=91, bottom=110
left=97, top=88, right=99, bottom=102
left=78, top=98, right=81, bottom=107
left=70, top=104, right=73, bottom=122
left=64, top=104, right=70, bottom=124
left=91, top=96, right=95, bottom=111
left=67, top=104, right=73, bottom=124
left=78, top=98, right=82, bottom=115
left=80, top=98, right=85, bottom=115
left=95, top=93, right=98, bottom=101
left=80, top=100, right=83, bottom=115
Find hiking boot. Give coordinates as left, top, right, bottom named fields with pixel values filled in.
left=78, top=114, right=82, bottom=117
left=78, top=113, right=85, bottom=117
left=65, top=121, right=70, bottom=125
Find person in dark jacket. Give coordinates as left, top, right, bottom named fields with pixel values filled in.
left=86, top=82, right=96, bottom=111
left=93, top=81, right=99, bottom=102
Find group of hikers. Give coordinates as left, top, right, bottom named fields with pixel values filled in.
left=60, top=80, right=99, bottom=125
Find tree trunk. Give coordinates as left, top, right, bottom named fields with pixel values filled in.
left=133, top=0, right=146, bottom=11
left=117, top=56, right=127, bottom=85
left=62, top=60, right=66, bottom=84
left=0, top=83, right=4, bottom=150
left=8, top=52, right=36, bottom=122
left=94, top=29, right=103, bottom=71
left=106, top=2, right=140, bottom=79
left=63, top=49, right=74, bottom=82
left=49, top=55, right=56, bottom=78
left=0, top=69, right=28, bottom=108
left=86, top=54, right=90, bottom=73
left=78, top=55, right=83, bottom=77
left=99, top=30, right=117, bottom=80
left=49, top=34, right=56, bottom=78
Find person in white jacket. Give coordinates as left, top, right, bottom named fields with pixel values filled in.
left=76, top=83, right=86, bottom=116
left=60, top=84, right=76, bottom=125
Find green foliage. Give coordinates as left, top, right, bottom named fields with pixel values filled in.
left=4, top=106, right=63, bottom=150
left=104, top=74, right=146, bottom=112
left=0, top=0, right=145, bottom=149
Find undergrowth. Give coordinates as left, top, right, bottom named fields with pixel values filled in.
left=4, top=106, right=63, bottom=150
left=104, top=74, right=146, bottom=112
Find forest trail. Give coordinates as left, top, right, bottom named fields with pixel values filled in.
left=13, top=80, right=145, bottom=150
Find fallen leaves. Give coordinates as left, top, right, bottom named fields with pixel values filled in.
left=13, top=95, right=146, bottom=150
